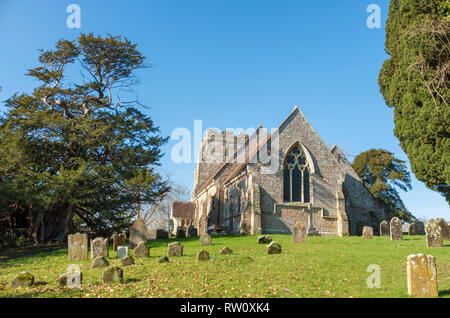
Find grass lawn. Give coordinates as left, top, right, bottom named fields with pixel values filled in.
left=0, top=234, right=449, bottom=298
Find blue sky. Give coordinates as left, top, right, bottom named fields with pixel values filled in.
left=0, top=0, right=448, bottom=219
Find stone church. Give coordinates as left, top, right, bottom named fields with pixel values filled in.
left=171, top=106, right=389, bottom=237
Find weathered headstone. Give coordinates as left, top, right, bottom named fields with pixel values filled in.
left=68, top=233, right=88, bottom=261
left=407, top=254, right=438, bottom=297
left=417, top=222, right=425, bottom=235
left=129, top=218, right=148, bottom=248
left=113, top=233, right=126, bottom=252
left=257, top=235, right=272, bottom=244
left=91, top=255, right=109, bottom=269
left=59, top=265, right=82, bottom=288
left=362, top=226, right=373, bottom=239
left=117, top=246, right=128, bottom=259
left=437, top=218, right=449, bottom=240
left=200, top=232, right=211, bottom=245
left=102, top=266, right=123, bottom=284
left=220, top=246, right=233, bottom=255
left=267, top=242, right=281, bottom=254
left=158, top=256, right=169, bottom=263
left=390, top=217, right=403, bottom=240
left=425, top=219, right=443, bottom=247
left=176, top=226, right=186, bottom=238
left=11, top=271, right=34, bottom=289
left=91, top=237, right=109, bottom=259
left=168, top=242, right=183, bottom=257
left=196, top=250, right=210, bottom=261
left=121, top=255, right=134, bottom=266
left=292, top=222, right=307, bottom=243
left=380, top=221, right=389, bottom=236
left=187, top=225, right=198, bottom=238
left=134, top=241, right=149, bottom=258
left=408, top=223, right=418, bottom=236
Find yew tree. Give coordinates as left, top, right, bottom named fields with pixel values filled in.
left=0, top=34, right=168, bottom=243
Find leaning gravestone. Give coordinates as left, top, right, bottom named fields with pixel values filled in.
left=408, top=223, right=418, bottom=236
left=380, top=221, right=389, bottom=236
left=168, top=242, right=183, bottom=257
left=130, top=218, right=147, bottom=249
left=437, top=218, right=449, bottom=241
left=362, top=226, right=373, bottom=239
left=200, top=232, right=211, bottom=245
left=417, top=222, right=425, bottom=235
left=176, top=226, right=186, bottom=238
left=117, top=246, right=128, bottom=259
left=292, top=222, right=307, bottom=243
left=187, top=225, right=198, bottom=238
left=257, top=235, right=272, bottom=244
left=91, top=237, right=109, bottom=259
left=425, top=219, right=443, bottom=247
left=220, top=246, right=233, bottom=255
left=102, top=266, right=123, bottom=284
left=390, top=217, right=403, bottom=240
left=68, top=233, right=88, bottom=261
left=113, top=233, right=126, bottom=252
left=267, top=242, right=282, bottom=254
left=59, top=265, right=82, bottom=288
left=91, top=256, right=109, bottom=269
left=134, top=241, right=149, bottom=258
left=11, top=271, right=34, bottom=289
left=407, top=254, right=438, bottom=297
left=121, top=256, right=134, bottom=266
left=196, top=250, right=210, bottom=261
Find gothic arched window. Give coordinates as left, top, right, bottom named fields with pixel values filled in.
left=283, top=146, right=310, bottom=203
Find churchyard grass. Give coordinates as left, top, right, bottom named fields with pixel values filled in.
left=0, top=235, right=448, bottom=298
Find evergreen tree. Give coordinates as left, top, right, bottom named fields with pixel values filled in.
left=0, top=34, right=169, bottom=243
left=352, top=149, right=415, bottom=223
left=379, top=0, right=449, bottom=202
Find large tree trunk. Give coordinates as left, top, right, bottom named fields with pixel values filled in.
left=30, top=205, right=74, bottom=243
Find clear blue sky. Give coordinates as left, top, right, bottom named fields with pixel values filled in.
left=0, top=0, right=448, bottom=220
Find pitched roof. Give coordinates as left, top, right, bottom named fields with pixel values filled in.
left=171, top=201, right=195, bottom=219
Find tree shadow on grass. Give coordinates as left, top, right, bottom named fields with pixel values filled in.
left=0, top=246, right=64, bottom=263
left=439, top=289, right=450, bottom=297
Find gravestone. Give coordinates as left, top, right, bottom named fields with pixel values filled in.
left=158, top=256, right=169, bottom=263
left=196, top=250, right=210, bottom=261
left=130, top=218, right=148, bottom=249
left=168, top=242, right=183, bottom=257
left=425, top=219, right=443, bottom=247
left=380, top=221, right=389, bottom=236
left=59, top=265, right=82, bottom=288
left=403, top=223, right=410, bottom=233
left=156, top=229, right=169, bottom=239
left=121, top=256, right=134, bottom=266
left=408, top=223, right=418, bottom=236
left=187, top=225, right=198, bottom=238
left=292, top=222, right=307, bottom=243
left=176, top=226, right=186, bottom=238
left=390, top=217, right=403, bottom=240
left=437, top=218, right=449, bottom=240
left=117, top=246, right=128, bottom=259
left=91, top=237, right=109, bottom=259
left=200, top=232, right=211, bottom=245
left=91, top=256, right=109, bottom=269
left=362, top=226, right=373, bottom=239
left=407, top=254, right=438, bottom=297
left=113, top=233, right=126, bottom=252
left=68, top=233, right=88, bottom=261
left=417, top=222, right=425, bottom=235
left=134, top=241, right=149, bottom=258
left=102, top=266, right=123, bottom=283
left=220, top=246, right=233, bottom=255
left=11, top=271, right=34, bottom=289
left=267, top=242, right=282, bottom=254
left=257, top=235, right=272, bottom=244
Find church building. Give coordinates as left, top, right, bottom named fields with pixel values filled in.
left=171, top=106, right=389, bottom=237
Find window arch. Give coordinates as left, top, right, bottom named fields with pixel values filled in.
left=283, top=145, right=311, bottom=203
